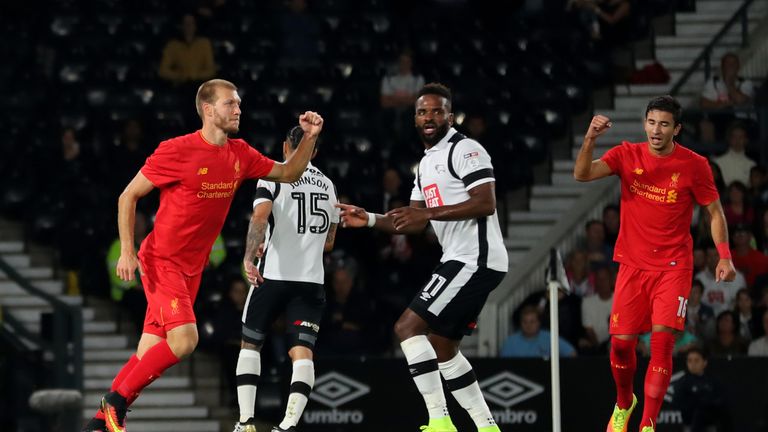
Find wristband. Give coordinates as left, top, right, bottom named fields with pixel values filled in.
left=366, top=212, right=376, bottom=227
left=716, top=242, right=731, bottom=260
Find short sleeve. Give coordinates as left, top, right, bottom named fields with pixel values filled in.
left=691, top=157, right=719, bottom=206
left=600, top=143, right=626, bottom=178
left=253, top=180, right=276, bottom=207
left=140, top=139, right=182, bottom=188
left=451, top=139, right=495, bottom=191
left=701, top=78, right=718, bottom=100
left=741, top=79, right=755, bottom=98
left=239, top=141, right=276, bottom=179
left=380, top=76, right=394, bottom=96
left=410, top=163, right=425, bottom=201
left=329, top=185, right=340, bottom=223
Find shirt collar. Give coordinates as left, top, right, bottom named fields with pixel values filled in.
left=424, top=127, right=458, bottom=154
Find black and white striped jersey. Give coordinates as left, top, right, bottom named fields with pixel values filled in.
left=410, top=128, right=508, bottom=272
left=253, top=162, right=339, bottom=284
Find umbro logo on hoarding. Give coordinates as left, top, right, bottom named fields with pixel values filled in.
left=479, top=371, right=544, bottom=408
left=310, top=372, right=370, bottom=408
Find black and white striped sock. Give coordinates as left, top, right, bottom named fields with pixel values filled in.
left=440, top=351, right=496, bottom=428
left=236, top=349, right=261, bottom=423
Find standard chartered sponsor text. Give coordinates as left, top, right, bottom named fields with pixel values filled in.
left=629, top=179, right=670, bottom=203
left=197, top=181, right=236, bottom=199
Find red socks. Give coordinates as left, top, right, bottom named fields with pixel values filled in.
left=116, top=340, right=180, bottom=399
left=609, top=336, right=638, bottom=409
left=94, top=355, right=140, bottom=420
left=640, top=332, right=675, bottom=429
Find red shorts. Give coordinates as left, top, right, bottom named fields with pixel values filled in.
left=610, top=264, right=692, bottom=335
left=140, top=260, right=202, bottom=338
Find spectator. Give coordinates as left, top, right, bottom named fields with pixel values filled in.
left=500, top=306, right=576, bottom=358
left=707, top=311, right=748, bottom=356
left=696, top=245, right=746, bottom=315
left=106, top=211, right=149, bottom=333
left=686, top=279, right=716, bottom=341
left=372, top=168, right=409, bottom=214
left=693, top=245, right=707, bottom=274
left=568, top=0, right=632, bottom=44
left=734, top=288, right=760, bottom=341
left=700, top=53, right=755, bottom=142
left=603, top=204, right=620, bottom=247
left=158, top=14, right=216, bottom=85
left=748, top=165, right=768, bottom=211
left=747, top=309, right=768, bottom=356
left=731, top=223, right=768, bottom=287
left=566, top=249, right=594, bottom=297
left=108, top=119, right=150, bottom=193
left=278, top=0, right=321, bottom=68
left=578, top=266, right=614, bottom=354
left=582, top=219, right=613, bottom=269
left=712, top=121, right=757, bottom=186
left=637, top=329, right=698, bottom=357
left=673, top=347, right=732, bottom=432
left=722, top=181, right=754, bottom=227
left=318, top=264, right=374, bottom=356
left=379, top=50, right=425, bottom=145
left=709, top=159, right=727, bottom=197
left=515, top=286, right=584, bottom=347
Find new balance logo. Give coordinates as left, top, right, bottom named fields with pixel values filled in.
left=197, top=167, right=208, bottom=175
left=479, top=371, right=544, bottom=408
left=310, top=372, right=370, bottom=408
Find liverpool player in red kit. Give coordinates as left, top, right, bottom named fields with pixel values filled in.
left=574, top=96, right=736, bottom=432
left=81, top=79, right=324, bottom=432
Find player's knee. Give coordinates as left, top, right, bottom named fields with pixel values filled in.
left=168, top=337, right=197, bottom=358
left=393, top=319, right=415, bottom=341
left=288, top=345, right=314, bottom=361
left=241, top=340, right=262, bottom=351
left=610, top=336, right=637, bottom=356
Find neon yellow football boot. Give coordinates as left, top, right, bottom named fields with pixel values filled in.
left=606, top=394, right=637, bottom=432
left=419, top=416, right=458, bottom=432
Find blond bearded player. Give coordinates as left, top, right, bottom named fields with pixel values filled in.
left=82, top=79, right=324, bottom=432
left=574, top=95, right=736, bottom=432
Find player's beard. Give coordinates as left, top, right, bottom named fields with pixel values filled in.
left=214, top=111, right=239, bottom=135
left=416, top=121, right=449, bottom=146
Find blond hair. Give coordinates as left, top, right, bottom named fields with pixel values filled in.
left=195, top=79, right=237, bottom=119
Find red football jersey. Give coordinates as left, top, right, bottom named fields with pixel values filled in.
left=139, top=131, right=275, bottom=274
left=601, top=142, right=719, bottom=271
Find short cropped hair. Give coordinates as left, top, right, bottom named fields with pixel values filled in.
left=645, top=95, right=683, bottom=125
left=195, top=79, right=237, bottom=119
left=417, top=82, right=452, bottom=110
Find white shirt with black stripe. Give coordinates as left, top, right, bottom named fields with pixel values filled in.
left=253, top=162, right=339, bottom=284
left=410, top=128, right=509, bottom=272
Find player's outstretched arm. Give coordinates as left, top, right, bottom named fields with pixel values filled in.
left=265, top=111, right=324, bottom=183
left=388, top=182, right=496, bottom=231
left=706, top=199, right=737, bottom=282
left=116, top=172, right=155, bottom=281
left=243, top=201, right=272, bottom=286
left=573, top=115, right=614, bottom=182
left=336, top=202, right=427, bottom=234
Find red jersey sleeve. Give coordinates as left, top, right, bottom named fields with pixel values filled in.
left=691, top=155, right=719, bottom=206
left=599, top=142, right=628, bottom=177
left=140, top=139, right=183, bottom=187
left=238, top=140, right=276, bottom=179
